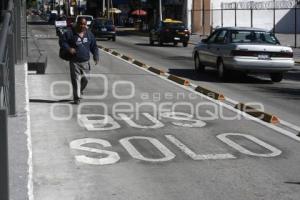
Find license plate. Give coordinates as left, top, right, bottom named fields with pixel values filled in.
left=258, top=54, right=270, bottom=60
left=174, top=37, right=180, bottom=40
left=178, top=32, right=185, bottom=35
left=101, top=28, right=107, bottom=31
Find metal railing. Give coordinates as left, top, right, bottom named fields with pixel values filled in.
left=0, top=0, right=25, bottom=199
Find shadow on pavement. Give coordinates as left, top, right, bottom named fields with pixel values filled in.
left=27, top=21, right=51, bottom=25
left=29, top=99, right=72, bottom=103
left=252, top=84, right=300, bottom=100
left=283, top=70, right=300, bottom=82
left=164, top=56, right=191, bottom=61
left=168, top=68, right=273, bottom=84
left=285, top=182, right=300, bottom=185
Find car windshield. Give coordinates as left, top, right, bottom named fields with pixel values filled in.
left=94, top=19, right=113, bottom=26
left=230, top=30, right=279, bottom=44
left=162, top=22, right=185, bottom=29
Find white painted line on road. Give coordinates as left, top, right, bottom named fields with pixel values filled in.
left=280, top=119, right=300, bottom=133
left=77, top=114, right=121, bottom=131
left=165, top=135, right=236, bottom=160
left=217, top=133, right=282, bottom=157
left=24, top=63, right=34, bottom=200
left=118, top=113, right=164, bottom=129
left=224, top=97, right=239, bottom=105
left=100, top=49, right=300, bottom=142
left=119, top=136, right=176, bottom=162
left=70, top=138, right=120, bottom=165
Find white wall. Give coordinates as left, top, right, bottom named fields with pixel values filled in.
left=210, top=0, right=299, bottom=33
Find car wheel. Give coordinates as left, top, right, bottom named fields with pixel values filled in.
left=173, top=42, right=178, bottom=46
left=270, top=73, right=283, bottom=82
left=112, top=36, right=116, bottom=42
left=149, top=37, right=154, bottom=45
left=158, top=37, right=163, bottom=46
left=217, top=59, right=228, bottom=80
left=194, top=53, right=205, bottom=73
left=183, top=42, right=188, bottom=47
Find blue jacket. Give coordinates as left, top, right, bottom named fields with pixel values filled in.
left=59, top=29, right=99, bottom=62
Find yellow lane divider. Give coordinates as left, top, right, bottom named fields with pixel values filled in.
left=132, top=59, right=148, bottom=68
left=121, top=55, right=133, bottom=61
left=168, top=74, right=190, bottom=86
left=148, top=67, right=165, bottom=75
left=195, top=86, right=225, bottom=101
left=235, top=103, right=280, bottom=124
left=111, top=51, right=120, bottom=56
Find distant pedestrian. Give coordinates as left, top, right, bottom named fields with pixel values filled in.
left=59, top=18, right=99, bottom=104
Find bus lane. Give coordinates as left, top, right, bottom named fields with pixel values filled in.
left=29, top=49, right=300, bottom=200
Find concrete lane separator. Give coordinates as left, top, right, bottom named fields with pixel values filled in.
left=103, top=48, right=111, bottom=52
left=148, top=66, right=165, bottom=75
left=132, top=59, right=148, bottom=68
left=121, top=55, right=133, bottom=61
left=195, top=86, right=225, bottom=101
left=235, top=103, right=280, bottom=124
left=111, top=51, right=121, bottom=56
left=168, top=74, right=190, bottom=86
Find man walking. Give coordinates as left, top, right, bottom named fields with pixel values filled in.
left=59, top=18, right=99, bottom=104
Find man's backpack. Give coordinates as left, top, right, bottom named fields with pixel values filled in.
left=59, top=47, right=73, bottom=61
left=59, top=30, right=75, bottom=61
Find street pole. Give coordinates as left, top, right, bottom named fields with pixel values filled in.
left=159, top=0, right=162, bottom=21
left=103, top=0, right=105, bottom=17
left=295, top=0, right=297, bottom=47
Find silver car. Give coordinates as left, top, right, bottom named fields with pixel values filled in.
left=193, top=27, right=294, bottom=82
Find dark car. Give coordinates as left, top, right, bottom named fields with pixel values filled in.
left=90, top=18, right=116, bottom=41
left=149, top=19, right=190, bottom=47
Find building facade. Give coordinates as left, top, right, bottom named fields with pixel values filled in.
left=189, top=0, right=300, bottom=34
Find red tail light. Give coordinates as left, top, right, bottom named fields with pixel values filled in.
left=272, top=52, right=293, bottom=58
left=112, top=25, right=116, bottom=32
left=184, top=29, right=190, bottom=34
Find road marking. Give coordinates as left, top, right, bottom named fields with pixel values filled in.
left=78, top=114, right=121, bottom=131
left=280, top=119, right=300, bottom=133
left=70, top=138, right=120, bottom=165
left=101, top=49, right=300, bottom=142
left=165, top=135, right=236, bottom=160
left=118, top=113, right=164, bottom=129
left=119, top=136, right=176, bottom=162
left=25, top=63, right=34, bottom=200
left=161, top=112, right=206, bottom=128
left=217, top=133, right=282, bottom=157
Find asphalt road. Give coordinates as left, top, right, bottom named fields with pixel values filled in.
left=27, top=21, right=300, bottom=200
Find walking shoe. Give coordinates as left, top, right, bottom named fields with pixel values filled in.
left=73, top=99, right=80, bottom=105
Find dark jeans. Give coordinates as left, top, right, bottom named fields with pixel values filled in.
left=69, top=61, right=90, bottom=100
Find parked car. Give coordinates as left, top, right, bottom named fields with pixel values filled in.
left=193, top=27, right=294, bottom=82
left=149, top=18, right=190, bottom=47
left=55, top=16, right=67, bottom=36
left=75, top=15, right=94, bottom=27
left=90, top=18, right=116, bottom=41
left=48, top=13, right=58, bottom=25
